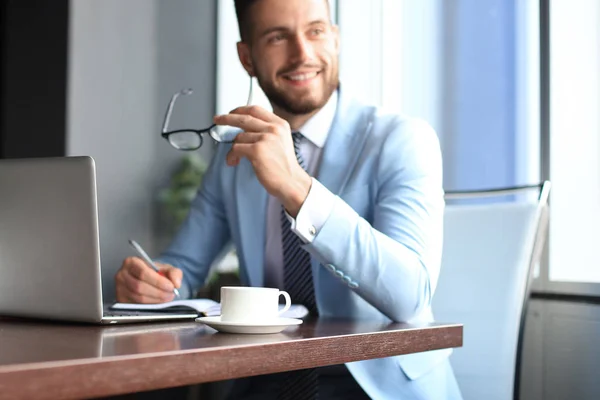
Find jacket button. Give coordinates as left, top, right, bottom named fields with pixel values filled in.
left=325, top=264, right=336, bottom=272
left=348, top=281, right=359, bottom=289
left=335, top=270, right=344, bottom=279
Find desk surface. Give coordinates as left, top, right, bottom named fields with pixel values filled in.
left=0, top=317, right=462, bottom=399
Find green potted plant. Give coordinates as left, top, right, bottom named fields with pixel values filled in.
left=158, top=154, right=207, bottom=233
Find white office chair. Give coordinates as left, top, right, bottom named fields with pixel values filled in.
left=433, top=182, right=551, bottom=400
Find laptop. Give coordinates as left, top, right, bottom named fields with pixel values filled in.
left=0, top=156, right=198, bottom=324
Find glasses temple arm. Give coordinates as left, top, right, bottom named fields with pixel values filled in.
left=246, top=77, right=253, bottom=106
left=162, top=88, right=193, bottom=133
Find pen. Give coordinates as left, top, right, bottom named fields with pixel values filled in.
left=128, top=239, right=180, bottom=299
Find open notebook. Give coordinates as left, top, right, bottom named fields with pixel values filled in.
left=110, top=299, right=309, bottom=319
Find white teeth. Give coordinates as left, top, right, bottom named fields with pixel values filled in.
left=287, top=71, right=318, bottom=81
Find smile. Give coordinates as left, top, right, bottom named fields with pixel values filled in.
left=283, top=70, right=321, bottom=84
left=286, top=71, right=319, bottom=81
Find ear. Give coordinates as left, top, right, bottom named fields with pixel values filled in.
left=331, top=24, right=340, bottom=54
left=237, top=41, right=255, bottom=77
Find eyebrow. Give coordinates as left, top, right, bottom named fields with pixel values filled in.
left=259, top=26, right=288, bottom=38
left=258, top=19, right=330, bottom=39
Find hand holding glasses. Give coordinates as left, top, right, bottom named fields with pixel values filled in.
left=161, top=79, right=254, bottom=151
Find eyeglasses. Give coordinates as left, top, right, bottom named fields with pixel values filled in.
left=161, top=78, right=254, bottom=151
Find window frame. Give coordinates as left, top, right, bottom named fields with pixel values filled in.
left=531, top=0, right=600, bottom=298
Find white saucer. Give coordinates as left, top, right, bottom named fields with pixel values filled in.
left=196, top=316, right=303, bottom=334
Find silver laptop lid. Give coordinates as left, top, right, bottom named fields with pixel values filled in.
left=0, top=156, right=103, bottom=322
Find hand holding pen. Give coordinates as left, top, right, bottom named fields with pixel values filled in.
left=128, top=239, right=180, bottom=299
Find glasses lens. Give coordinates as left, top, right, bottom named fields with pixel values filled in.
left=168, top=131, right=202, bottom=150
left=209, top=125, right=239, bottom=143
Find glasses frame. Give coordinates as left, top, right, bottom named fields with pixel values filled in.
left=161, top=78, right=254, bottom=151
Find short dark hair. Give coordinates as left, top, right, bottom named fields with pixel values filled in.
left=234, top=0, right=330, bottom=43
left=234, top=0, right=259, bottom=43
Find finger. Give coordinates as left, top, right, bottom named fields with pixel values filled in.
left=234, top=132, right=266, bottom=144
left=115, top=278, right=128, bottom=303
left=126, top=291, right=173, bottom=304
left=213, top=113, right=270, bottom=132
left=227, top=155, right=241, bottom=166
left=126, top=257, right=175, bottom=292
left=226, top=143, right=255, bottom=166
left=115, top=271, right=172, bottom=304
left=158, top=264, right=183, bottom=289
left=225, top=149, right=241, bottom=167
left=227, top=132, right=264, bottom=166
left=122, top=269, right=174, bottom=302
left=229, top=105, right=282, bottom=123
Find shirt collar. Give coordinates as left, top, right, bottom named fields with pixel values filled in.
left=297, top=89, right=338, bottom=148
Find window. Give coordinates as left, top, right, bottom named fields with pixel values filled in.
left=545, top=0, right=600, bottom=289
left=337, top=0, right=600, bottom=295
left=338, top=0, right=540, bottom=191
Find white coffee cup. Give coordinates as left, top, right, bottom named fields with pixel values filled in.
left=220, top=286, right=291, bottom=323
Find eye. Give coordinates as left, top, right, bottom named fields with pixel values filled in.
left=268, top=33, right=285, bottom=44
left=309, top=27, right=325, bottom=37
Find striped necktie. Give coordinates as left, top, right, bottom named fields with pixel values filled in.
left=279, top=131, right=319, bottom=400
left=281, top=131, right=318, bottom=314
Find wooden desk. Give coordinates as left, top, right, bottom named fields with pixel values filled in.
left=0, top=318, right=462, bottom=399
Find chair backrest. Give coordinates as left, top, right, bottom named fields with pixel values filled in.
left=433, top=182, right=550, bottom=400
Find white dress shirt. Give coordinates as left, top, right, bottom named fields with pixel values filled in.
left=264, top=90, right=338, bottom=289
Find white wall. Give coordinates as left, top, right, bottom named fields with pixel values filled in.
left=67, top=0, right=216, bottom=300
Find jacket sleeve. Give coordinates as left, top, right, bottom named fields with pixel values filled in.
left=303, top=118, right=444, bottom=322
left=157, top=146, right=232, bottom=299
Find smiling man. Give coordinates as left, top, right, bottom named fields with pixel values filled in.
left=115, top=0, right=462, bottom=398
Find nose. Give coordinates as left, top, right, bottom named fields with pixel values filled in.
left=288, top=33, right=314, bottom=64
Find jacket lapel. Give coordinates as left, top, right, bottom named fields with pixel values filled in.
left=317, top=93, right=372, bottom=195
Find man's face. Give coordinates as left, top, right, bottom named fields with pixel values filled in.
left=238, top=0, right=340, bottom=115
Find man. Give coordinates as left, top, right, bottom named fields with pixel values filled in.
left=115, top=0, right=462, bottom=398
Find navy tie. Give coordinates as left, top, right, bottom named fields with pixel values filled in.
left=279, top=131, right=319, bottom=400
left=281, top=132, right=318, bottom=315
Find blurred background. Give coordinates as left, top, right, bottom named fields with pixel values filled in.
left=0, top=0, right=598, bottom=399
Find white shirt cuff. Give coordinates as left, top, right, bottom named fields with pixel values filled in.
left=286, top=178, right=336, bottom=243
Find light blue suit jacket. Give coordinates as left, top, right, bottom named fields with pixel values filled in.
left=159, top=91, right=455, bottom=399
